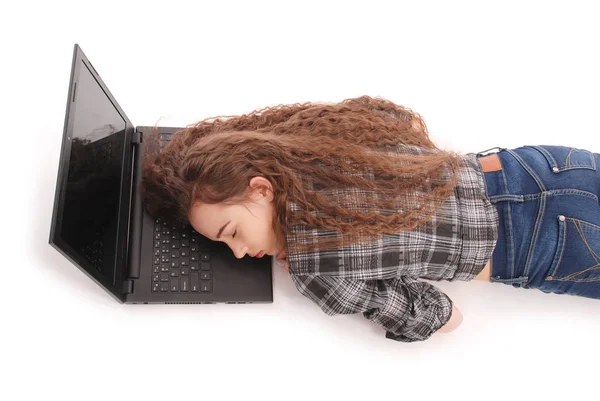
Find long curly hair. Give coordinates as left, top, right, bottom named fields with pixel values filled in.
left=141, top=95, right=464, bottom=255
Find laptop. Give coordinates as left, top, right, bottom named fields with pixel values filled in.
left=49, top=44, right=273, bottom=304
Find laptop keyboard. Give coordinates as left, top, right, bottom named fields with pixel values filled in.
left=150, top=131, right=214, bottom=293
left=159, top=133, right=172, bottom=149
left=152, top=218, right=213, bottom=293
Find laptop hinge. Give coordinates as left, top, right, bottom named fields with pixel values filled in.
left=126, top=131, right=144, bottom=281
left=122, top=280, right=134, bottom=294
left=131, top=131, right=141, bottom=145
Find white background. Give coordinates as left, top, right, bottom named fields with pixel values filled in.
left=2, top=1, right=600, bottom=400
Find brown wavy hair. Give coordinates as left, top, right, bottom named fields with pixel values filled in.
left=141, top=95, right=464, bottom=255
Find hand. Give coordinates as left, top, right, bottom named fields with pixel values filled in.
left=275, top=249, right=289, bottom=273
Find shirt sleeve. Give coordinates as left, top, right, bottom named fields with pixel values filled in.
left=289, top=273, right=453, bottom=343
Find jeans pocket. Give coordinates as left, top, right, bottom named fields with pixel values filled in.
left=545, top=215, right=600, bottom=283
left=527, top=145, right=596, bottom=173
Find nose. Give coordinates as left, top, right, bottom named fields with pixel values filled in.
left=232, top=245, right=248, bottom=259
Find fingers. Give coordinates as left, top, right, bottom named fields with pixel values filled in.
left=275, top=249, right=289, bottom=273
left=275, top=257, right=289, bottom=273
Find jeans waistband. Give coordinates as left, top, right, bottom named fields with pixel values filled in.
left=475, top=147, right=522, bottom=200
left=476, top=148, right=508, bottom=197
left=475, top=147, right=529, bottom=286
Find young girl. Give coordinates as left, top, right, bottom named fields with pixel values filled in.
left=141, top=95, right=600, bottom=343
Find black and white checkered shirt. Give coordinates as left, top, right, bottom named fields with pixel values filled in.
left=285, top=145, right=499, bottom=342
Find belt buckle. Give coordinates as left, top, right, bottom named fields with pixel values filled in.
left=476, top=147, right=507, bottom=157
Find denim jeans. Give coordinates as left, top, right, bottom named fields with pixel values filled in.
left=476, top=145, right=600, bottom=299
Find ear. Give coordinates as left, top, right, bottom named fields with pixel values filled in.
left=248, top=176, right=274, bottom=200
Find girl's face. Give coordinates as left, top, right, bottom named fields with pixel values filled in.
left=188, top=176, right=283, bottom=258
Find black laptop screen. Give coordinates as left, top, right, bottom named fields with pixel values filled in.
left=59, top=62, right=126, bottom=284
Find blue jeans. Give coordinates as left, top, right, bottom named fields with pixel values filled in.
left=476, top=145, right=600, bottom=299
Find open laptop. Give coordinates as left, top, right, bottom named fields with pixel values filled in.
left=49, top=44, right=273, bottom=304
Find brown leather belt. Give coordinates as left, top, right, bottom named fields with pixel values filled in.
left=478, top=153, right=502, bottom=173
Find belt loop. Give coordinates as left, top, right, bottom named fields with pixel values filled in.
left=476, top=146, right=507, bottom=158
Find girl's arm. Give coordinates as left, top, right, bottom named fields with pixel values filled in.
left=278, top=248, right=463, bottom=339
left=437, top=303, right=463, bottom=333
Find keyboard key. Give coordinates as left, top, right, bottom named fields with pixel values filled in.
left=170, top=278, right=179, bottom=292
left=160, top=282, right=169, bottom=292
left=181, top=239, right=190, bottom=248
left=180, top=258, right=190, bottom=267
left=191, top=273, right=199, bottom=291
left=152, top=283, right=159, bottom=292
left=181, top=267, right=190, bottom=275
left=200, top=272, right=211, bottom=280
left=200, top=280, right=212, bottom=292
left=171, top=250, right=180, bottom=258
left=170, top=270, right=180, bottom=277
left=201, top=253, right=210, bottom=262
left=171, top=240, right=180, bottom=249
left=153, top=274, right=160, bottom=282
left=190, top=262, right=199, bottom=271
left=200, top=262, right=211, bottom=271
left=171, top=260, right=180, bottom=268
left=160, top=273, right=169, bottom=282
left=153, top=266, right=160, bottom=273
left=181, top=276, right=189, bottom=292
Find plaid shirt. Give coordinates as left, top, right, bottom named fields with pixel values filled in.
left=285, top=146, right=499, bottom=342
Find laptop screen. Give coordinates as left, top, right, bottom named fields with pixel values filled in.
left=56, top=60, right=127, bottom=287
